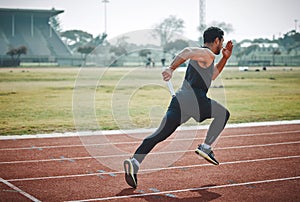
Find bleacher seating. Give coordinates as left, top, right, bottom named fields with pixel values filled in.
left=0, top=29, right=9, bottom=54
left=38, top=24, right=71, bottom=57
left=0, top=8, right=73, bottom=65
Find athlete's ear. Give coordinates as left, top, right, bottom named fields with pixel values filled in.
left=214, top=37, right=220, bottom=46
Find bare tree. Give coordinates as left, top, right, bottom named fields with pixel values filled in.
left=152, top=15, right=185, bottom=47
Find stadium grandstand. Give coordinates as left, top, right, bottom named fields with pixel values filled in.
left=0, top=8, right=81, bottom=66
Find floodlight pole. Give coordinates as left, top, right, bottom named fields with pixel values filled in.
left=102, top=0, right=109, bottom=34
left=199, top=0, right=206, bottom=31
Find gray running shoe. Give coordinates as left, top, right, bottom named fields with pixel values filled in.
left=195, top=144, right=219, bottom=165
left=124, top=158, right=139, bottom=188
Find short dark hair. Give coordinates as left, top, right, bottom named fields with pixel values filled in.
left=203, top=27, right=224, bottom=43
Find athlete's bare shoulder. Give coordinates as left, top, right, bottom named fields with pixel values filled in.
left=186, top=47, right=214, bottom=68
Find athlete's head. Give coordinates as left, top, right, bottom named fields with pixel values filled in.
left=203, top=27, right=224, bottom=55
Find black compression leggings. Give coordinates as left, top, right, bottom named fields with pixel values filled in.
left=133, top=97, right=230, bottom=164
left=133, top=110, right=183, bottom=163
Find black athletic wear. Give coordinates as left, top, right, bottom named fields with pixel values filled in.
left=133, top=59, right=230, bottom=163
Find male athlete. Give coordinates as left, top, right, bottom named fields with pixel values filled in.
left=124, top=27, right=233, bottom=188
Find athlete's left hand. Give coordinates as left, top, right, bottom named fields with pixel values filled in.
left=222, top=40, right=233, bottom=59
left=162, top=68, right=173, bottom=81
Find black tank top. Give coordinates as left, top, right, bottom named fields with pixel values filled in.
left=181, top=60, right=214, bottom=94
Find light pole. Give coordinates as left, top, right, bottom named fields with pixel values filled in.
left=102, top=0, right=109, bottom=34
left=295, top=19, right=298, bottom=32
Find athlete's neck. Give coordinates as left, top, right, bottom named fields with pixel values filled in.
left=202, top=44, right=213, bottom=50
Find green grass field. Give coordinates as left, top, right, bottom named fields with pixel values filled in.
left=0, top=66, right=299, bottom=136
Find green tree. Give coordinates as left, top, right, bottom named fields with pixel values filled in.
left=49, top=8, right=62, bottom=33
left=138, top=49, right=151, bottom=58
left=87, top=33, right=108, bottom=47
left=6, top=46, right=27, bottom=66
left=272, top=49, right=281, bottom=66
left=110, top=46, right=127, bottom=57
left=16, top=46, right=27, bottom=60
left=77, top=46, right=95, bottom=66
left=277, top=30, right=300, bottom=54
left=253, top=38, right=272, bottom=43
left=164, top=39, right=189, bottom=54
left=153, top=15, right=185, bottom=47
left=61, top=30, right=94, bottom=51
left=6, top=48, right=17, bottom=60
left=235, top=44, right=259, bottom=58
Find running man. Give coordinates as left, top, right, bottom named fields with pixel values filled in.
left=124, top=27, right=233, bottom=188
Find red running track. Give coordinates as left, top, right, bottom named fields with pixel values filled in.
left=0, top=122, right=299, bottom=201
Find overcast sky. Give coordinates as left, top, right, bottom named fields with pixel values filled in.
left=1, top=0, right=300, bottom=42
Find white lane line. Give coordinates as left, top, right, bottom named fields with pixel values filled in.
left=7, top=155, right=300, bottom=182
left=1, top=141, right=300, bottom=164
left=1, top=120, right=299, bottom=140
left=1, top=130, right=299, bottom=151
left=0, top=177, right=41, bottom=202
left=1, top=140, right=299, bottom=165
left=66, top=176, right=300, bottom=201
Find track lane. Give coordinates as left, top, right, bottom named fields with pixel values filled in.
left=8, top=157, right=300, bottom=201
left=0, top=129, right=299, bottom=162
left=1, top=123, right=299, bottom=149
left=1, top=142, right=299, bottom=182
left=0, top=123, right=299, bottom=201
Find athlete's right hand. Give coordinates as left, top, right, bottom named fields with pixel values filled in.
left=162, top=68, right=173, bottom=81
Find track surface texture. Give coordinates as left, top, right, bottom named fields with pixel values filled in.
left=0, top=121, right=299, bottom=201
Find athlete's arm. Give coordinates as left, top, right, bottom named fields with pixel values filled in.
left=162, top=47, right=214, bottom=81
left=212, top=41, right=233, bottom=80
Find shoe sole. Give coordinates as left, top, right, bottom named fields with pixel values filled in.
left=195, top=149, right=219, bottom=165
left=124, top=159, right=137, bottom=188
